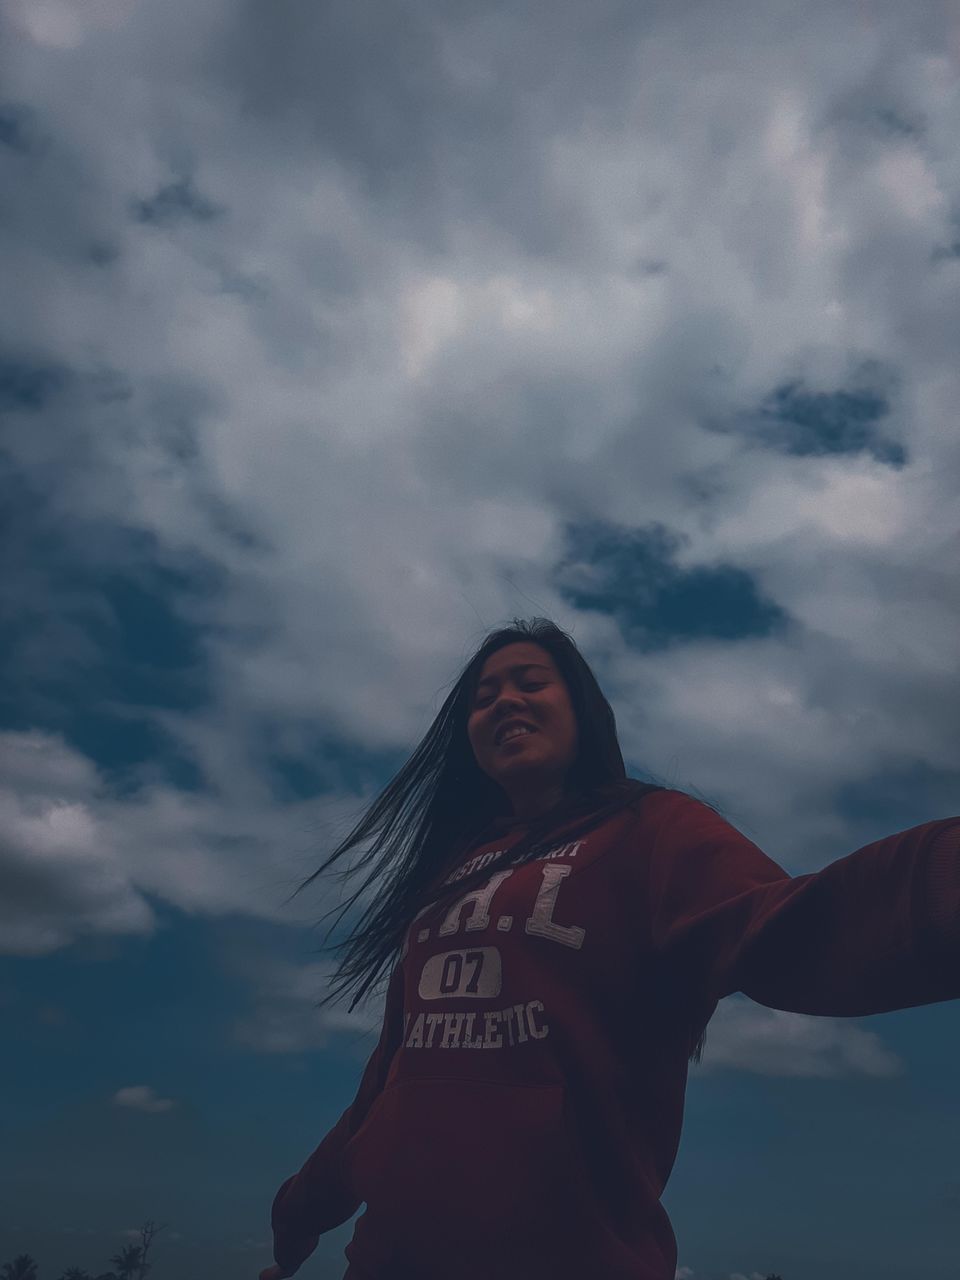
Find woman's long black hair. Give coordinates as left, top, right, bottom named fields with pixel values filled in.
left=294, top=617, right=720, bottom=1064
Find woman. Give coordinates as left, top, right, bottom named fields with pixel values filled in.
left=259, top=618, right=959, bottom=1280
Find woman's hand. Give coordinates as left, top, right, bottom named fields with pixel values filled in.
left=259, top=1266, right=295, bottom=1279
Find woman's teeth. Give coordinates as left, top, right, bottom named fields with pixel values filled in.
left=500, top=727, right=533, bottom=743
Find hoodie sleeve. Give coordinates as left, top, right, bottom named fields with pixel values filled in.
left=270, top=959, right=406, bottom=1274
left=645, top=792, right=960, bottom=1019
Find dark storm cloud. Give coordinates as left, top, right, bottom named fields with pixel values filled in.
left=202, top=0, right=678, bottom=257
left=201, top=0, right=960, bottom=270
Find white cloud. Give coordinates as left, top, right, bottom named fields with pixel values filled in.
left=0, top=732, right=154, bottom=955
left=0, top=728, right=367, bottom=956
left=692, top=994, right=903, bottom=1079
left=2, top=0, right=135, bottom=49
left=112, top=1084, right=177, bottom=1113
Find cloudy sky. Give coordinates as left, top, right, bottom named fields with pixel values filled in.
left=2, top=0, right=959, bottom=1276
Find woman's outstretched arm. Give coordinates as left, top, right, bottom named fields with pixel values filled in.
left=644, top=793, right=960, bottom=1018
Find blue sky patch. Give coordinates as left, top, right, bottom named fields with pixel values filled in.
left=131, top=175, right=225, bottom=227
left=265, top=731, right=410, bottom=803
left=0, top=456, right=216, bottom=783
left=555, top=519, right=790, bottom=649
left=753, top=379, right=907, bottom=464
left=834, top=758, right=960, bottom=831
left=702, top=367, right=909, bottom=465
left=0, top=101, right=47, bottom=156
left=0, top=351, right=70, bottom=411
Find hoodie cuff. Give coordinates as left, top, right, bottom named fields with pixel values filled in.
left=919, top=821, right=960, bottom=963
left=271, top=1175, right=320, bottom=1274
left=273, top=1230, right=321, bottom=1275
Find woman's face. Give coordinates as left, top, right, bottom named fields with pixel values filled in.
left=466, top=642, right=579, bottom=815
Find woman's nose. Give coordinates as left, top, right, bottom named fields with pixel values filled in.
left=493, top=694, right=524, bottom=715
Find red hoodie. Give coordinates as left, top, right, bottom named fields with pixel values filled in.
left=270, top=787, right=960, bottom=1279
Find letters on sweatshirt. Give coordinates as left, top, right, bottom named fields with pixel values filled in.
left=399, top=837, right=587, bottom=1052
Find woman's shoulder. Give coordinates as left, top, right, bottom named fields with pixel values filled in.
left=622, top=782, right=729, bottom=830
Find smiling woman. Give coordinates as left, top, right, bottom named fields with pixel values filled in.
left=263, top=616, right=960, bottom=1280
